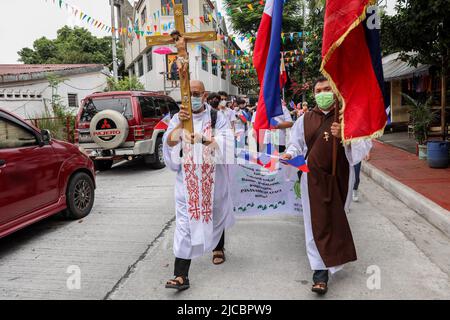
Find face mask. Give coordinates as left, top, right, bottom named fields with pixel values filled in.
left=315, top=92, right=335, bottom=110
left=219, top=100, right=227, bottom=109
left=210, top=100, right=220, bottom=109
left=191, top=97, right=203, bottom=112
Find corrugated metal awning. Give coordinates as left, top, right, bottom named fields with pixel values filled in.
left=382, top=52, right=430, bottom=81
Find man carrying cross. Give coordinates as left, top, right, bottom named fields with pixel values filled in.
left=146, top=3, right=235, bottom=291
left=163, top=80, right=235, bottom=291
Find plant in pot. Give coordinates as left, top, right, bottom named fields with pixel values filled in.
left=402, top=94, right=437, bottom=160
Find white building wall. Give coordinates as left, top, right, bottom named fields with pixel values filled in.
left=0, top=72, right=108, bottom=119
left=125, top=0, right=240, bottom=100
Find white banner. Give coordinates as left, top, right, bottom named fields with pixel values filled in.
left=229, top=163, right=302, bottom=216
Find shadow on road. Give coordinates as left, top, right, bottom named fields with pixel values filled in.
left=98, top=158, right=166, bottom=175
left=0, top=158, right=166, bottom=255
left=0, top=214, right=68, bottom=257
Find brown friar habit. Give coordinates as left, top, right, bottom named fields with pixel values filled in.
left=303, top=106, right=356, bottom=267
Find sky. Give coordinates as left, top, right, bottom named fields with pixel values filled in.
left=0, top=0, right=397, bottom=64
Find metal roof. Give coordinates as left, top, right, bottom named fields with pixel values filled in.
left=0, top=64, right=106, bottom=84
left=382, top=52, right=429, bottom=81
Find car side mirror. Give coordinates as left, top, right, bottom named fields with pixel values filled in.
left=41, top=129, right=52, bottom=145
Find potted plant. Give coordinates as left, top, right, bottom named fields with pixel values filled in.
left=402, top=94, right=437, bottom=160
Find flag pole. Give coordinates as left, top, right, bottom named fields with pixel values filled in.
left=332, top=101, right=340, bottom=177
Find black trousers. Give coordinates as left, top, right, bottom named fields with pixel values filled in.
left=313, top=270, right=329, bottom=284
left=174, top=231, right=225, bottom=277
left=354, top=162, right=362, bottom=190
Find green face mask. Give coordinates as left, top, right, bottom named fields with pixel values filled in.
left=315, top=92, right=335, bottom=110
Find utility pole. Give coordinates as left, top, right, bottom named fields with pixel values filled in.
left=110, top=0, right=119, bottom=80
left=302, top=1, right=307, bottom=103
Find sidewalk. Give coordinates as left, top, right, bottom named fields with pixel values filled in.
left=369, top=140, right=450, bottom=211
left=363, top=140, right=450, bottom=237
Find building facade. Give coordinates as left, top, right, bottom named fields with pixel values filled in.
left=0, top=64, right=109, bottom=119
left=117, top=0, right=242, bottom=100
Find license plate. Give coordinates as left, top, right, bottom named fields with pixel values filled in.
left=79, top=133, right=93, bottom=143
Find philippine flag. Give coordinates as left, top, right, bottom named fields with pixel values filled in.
left=154, top=113, right=171, bottom=130
left=280, top=155, right=310, bottom=173
left=253, top=0, right=284, bottom=140
left=238, top=150, right=272, bottom=170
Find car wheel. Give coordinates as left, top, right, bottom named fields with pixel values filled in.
left=94, top=160, right=113, bottom=171
left=63, top=172, right=95, bottom=220
left=151, top=137, right=166, bottom=169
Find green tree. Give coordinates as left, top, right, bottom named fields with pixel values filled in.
left=223, top=0, right=305, bottom=93
left=289, top=0, right=325, bottom=104
left=223, top=0, right=304, bottom=40
left=381, top=0, right=449, bottom=136
left=18, top=26, right=123, bottom=67
left=106, top=76, right=145, bottom=91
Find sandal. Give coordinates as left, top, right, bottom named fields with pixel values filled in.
left=311, top=282, right=328, bottom=295
left=212, top=249, right=226, bottom=265
left=165, top=276, right=190, bottom=291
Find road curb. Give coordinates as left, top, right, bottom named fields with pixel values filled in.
left=362, top=161, right=450, bottom=238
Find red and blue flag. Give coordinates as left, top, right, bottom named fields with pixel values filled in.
left=253, top=0, right=285, bottom=140
left=280, top=155, right=309, bottom=173
left=321, top=0, right=387, bottom=143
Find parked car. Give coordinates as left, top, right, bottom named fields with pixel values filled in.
left=0, top=108, right=96, bottom=239
left=75, top=91, right=179, bottom=171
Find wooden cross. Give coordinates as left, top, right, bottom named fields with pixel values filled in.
left=146, top=3, right=218, bottom=135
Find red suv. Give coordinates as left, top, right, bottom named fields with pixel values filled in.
left=75, top=91, right=179, bottom=171
left=0, top=108, right=96, bottom=239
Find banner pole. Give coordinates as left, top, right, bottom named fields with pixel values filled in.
left=332, top=102, right=340, bottom=177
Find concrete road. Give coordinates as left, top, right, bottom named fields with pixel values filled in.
left=0, top=160, right=449, bottom=299
left=0, top=159, right=176, bottom=299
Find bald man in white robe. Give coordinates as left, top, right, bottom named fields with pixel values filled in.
left=163, top=80, right=235, bottom=291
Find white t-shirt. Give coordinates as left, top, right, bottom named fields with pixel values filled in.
left=224, top=108, right=236, bottom=125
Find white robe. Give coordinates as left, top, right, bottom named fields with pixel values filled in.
left=286, top=115, right=372, bottom=273
left=163, top=106, right=235, bottom=260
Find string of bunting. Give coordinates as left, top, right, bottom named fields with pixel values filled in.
left=44, top=0, right=318, bottom=45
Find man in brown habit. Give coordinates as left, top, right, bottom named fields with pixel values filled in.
left=281, top=76, right=372, bottom=295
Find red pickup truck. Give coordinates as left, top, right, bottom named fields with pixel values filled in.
left=75, top=91, right=178, bottom=171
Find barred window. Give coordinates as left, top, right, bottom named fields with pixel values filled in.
left=201, top=47, right=208, bottom=72
left=68, top=93, right=78, bottom=109
left=137, top=57, right=144, bottom=77
left=147, top=49, right=153, bottom=72
left=212, top=54, right=218, bottom=76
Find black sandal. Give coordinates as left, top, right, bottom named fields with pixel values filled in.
left=212, top=249, right=225, bottom=265
left=311, top=282, right=328, bottom=295
left=165, top=276, right=190, bottom=291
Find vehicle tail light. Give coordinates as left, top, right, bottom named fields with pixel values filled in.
left=134, top=125, right=145, bottom=141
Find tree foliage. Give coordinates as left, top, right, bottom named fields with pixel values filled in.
left=18, top=26, right=122, bottom=66
left=288, top=0, right=325, bottom=103
left=223, top=0, right=304, bottom=39
left=381, top=0, right=449, bottom=71
left=106, top=76, right=145, bottom=91
left=223, top=0, right=305, bottom=94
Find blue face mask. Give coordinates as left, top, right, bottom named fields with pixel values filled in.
left=191, top=97, right=203, bottom=112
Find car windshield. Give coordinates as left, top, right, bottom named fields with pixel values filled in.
left=80, top=97, right=133, bottom=122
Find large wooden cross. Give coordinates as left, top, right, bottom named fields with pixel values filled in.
left=146, top=3, right=217, bottom=134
